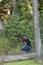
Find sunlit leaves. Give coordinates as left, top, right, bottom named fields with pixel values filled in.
left=0, top=0, right=3, bottom=2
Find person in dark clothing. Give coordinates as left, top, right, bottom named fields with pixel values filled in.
left=21, top=35, right=32, bottom=52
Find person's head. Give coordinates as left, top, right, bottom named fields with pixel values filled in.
left=22, top=35, right=28, bottom=41
left=22, top=35, right=28, bottom=44
left=20, top=35, right=28, bottom=43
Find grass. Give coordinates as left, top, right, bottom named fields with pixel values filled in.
left=4, top=60, right=41, bottom=65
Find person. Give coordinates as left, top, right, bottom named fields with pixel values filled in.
left=21, top=35, right=32, bottom=52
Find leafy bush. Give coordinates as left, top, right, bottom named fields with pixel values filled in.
left=0, top=30, right=11, bottom=54
left=4, top=13, right=34, bottom=49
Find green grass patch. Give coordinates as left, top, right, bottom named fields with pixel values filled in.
left=4, top=60, right=41, bottom=65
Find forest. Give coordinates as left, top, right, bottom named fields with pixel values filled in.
left=0, top=0, right=43, bottom=55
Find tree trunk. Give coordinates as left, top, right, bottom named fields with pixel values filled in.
left=12, top=0, right=16, bottom=11
left=0, top=20, right=3, bottom=29
left=32, top=0, right=41, bottom=57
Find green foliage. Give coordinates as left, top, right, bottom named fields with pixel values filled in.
left=0, top=30, right=11, bottom=54
left=40, top=14, right=43, bottom=44
left=0, top=0, right=43, bottom=54
left=4, top=13, right=34, bottom=48
left=0, top=0, right=12, bottom=21
left=16, top=0, right=32, bottom=19
left=0, top=0, right=35, bottom=54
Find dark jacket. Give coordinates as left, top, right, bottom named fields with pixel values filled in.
left=23, top=38, right=32, bottom=47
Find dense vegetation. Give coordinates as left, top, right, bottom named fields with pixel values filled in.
left=0, top=0, right=43, bottom=55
